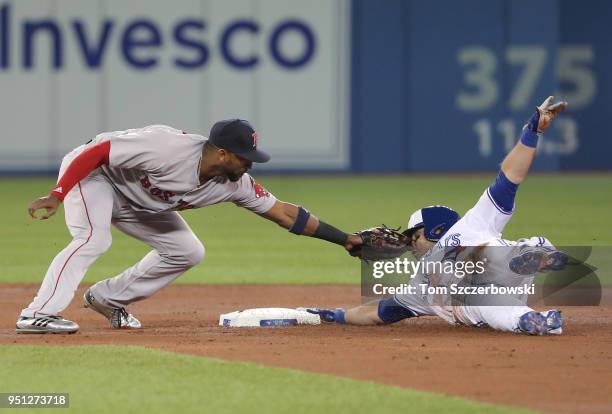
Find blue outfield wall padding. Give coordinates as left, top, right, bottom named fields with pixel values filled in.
left=351, top=0, right=407, bottom=172
left=558, top=0, right=612, bottom=170
left=507, top=0, right=559, bottom=172
left=406, top=0, right=506, bottom=172
left=350, top=0, right=612, bottom=172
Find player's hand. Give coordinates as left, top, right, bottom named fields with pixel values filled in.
left=305, top=308, right=345, bottom=323
left=536, top=96, right=567, bottom=133
left=28, top=195, right=61, bottom=220
left=345, top=233, right=363, bottom=255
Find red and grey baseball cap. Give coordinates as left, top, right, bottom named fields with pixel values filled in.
left=209, top=119, right=270, bottom=163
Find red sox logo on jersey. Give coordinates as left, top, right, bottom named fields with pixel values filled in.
left=249, top=176, right=269, bottom=198
left=175, top=199, right=195, bottom=210
left=252, top=132, right=259, bottom=148
left=140, top=175, right=175, bottom=202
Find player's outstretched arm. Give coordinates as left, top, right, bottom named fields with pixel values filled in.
left=306, top=297, right=418, bottom=325
left=501, top=96, right=567, bottom=184
left=306, top=304, right=383, bottom=325
left=261, top=200, right=362, bottom=252
left=481, top=96, right=567, bottom=216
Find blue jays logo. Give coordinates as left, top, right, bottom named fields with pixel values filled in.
left=444, top=233, right=462, bottom=247
left=431, top=224, right=445, bottom=237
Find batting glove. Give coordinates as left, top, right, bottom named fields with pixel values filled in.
left=305, top=308, right=346, bottom=324
left=527, top=96, right=568, bottom=133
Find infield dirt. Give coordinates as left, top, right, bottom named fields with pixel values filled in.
left=1, top=284, right=610, bottom=414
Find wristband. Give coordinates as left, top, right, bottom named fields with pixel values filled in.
left=333, top=308, right=346, bottom=324
left=313, top=221, right=349, bottom=246
left=289, top=206, right=310, bottom=235
left=520, top=110, right=542, bottom=148
left=520, top=129, right=541, bottom=148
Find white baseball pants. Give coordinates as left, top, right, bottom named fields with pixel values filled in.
left=454, top=304, right=533, bottom=332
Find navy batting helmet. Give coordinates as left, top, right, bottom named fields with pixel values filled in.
left=404, top=206, right=460, bottom=242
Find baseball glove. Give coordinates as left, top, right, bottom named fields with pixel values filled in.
left=350, top=225, right=410, bottom=260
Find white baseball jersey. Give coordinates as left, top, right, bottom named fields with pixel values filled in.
left=88, top=124, right=276, bottom=214
left=394, top=189, right=553, bottom=327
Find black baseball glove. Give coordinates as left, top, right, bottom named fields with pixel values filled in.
left=349, top=225, right=410, bottom=260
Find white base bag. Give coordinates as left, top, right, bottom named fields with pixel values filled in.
left=219, top=308, right=321, bottom=327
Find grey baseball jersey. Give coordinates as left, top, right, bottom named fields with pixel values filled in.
left=22, top=124, right=276, bottom=319
left=91, top=124, right=276, bottom=214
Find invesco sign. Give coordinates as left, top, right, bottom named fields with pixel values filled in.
left=0, top=3, right=316, bottom=71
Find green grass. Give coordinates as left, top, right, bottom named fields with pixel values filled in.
left=0, top=174, right=611, bottom=284
left=0, top=345, right=536, bottom=414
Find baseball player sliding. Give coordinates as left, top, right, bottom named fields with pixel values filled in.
left=17, top=120, right=363, bottom=333
left=309, top=96, right=569, bottom=335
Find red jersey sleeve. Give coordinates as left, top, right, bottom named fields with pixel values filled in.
left=50, top=141, right=111, bottom=201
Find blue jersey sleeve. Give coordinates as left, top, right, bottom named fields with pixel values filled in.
left=487, top=171, right=519, bottom=214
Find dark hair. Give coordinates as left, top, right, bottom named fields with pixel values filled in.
left=203, top=140, right=220, bottom=154
left=402, top=225, right=424, bottom=238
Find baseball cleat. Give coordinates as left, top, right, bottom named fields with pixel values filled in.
left=541, top=251, right=569, bottom=271
left=509, top=248, right=568, bottom=275
left=15, top=316, right=79, bottom=334
left=83, top=289, right=141, bottom=329
left=542, top=309, right=563, bottom=335
left=517, top=311, right=548, bottom=335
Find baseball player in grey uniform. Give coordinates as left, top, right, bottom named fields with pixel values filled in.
left=17, top=120, right=362, bottom=333
left=308, top=97, right=568, bottom=335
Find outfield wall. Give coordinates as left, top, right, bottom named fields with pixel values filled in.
left=0, top=0, right=351, bottom=172
left=0, top=0, right=610, bottom=173
left=351, top=0, right=612, bottom=172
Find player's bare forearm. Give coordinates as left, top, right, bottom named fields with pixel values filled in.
left=345, top=304, right=385, bottom=325
left=307, top=302, right=388, bottom=325
left=261, top=200, right=319, bottom=233
left=501, top=143, right=536, bottom=184
left=261, top=200, right=362, bottom=250
left=262, top=201, right=320, bottom=234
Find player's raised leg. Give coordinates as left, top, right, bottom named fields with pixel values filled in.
left=84, top=211, right=204, bottom=328
left=17, top=174, right=115, bottom=334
